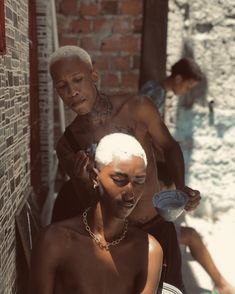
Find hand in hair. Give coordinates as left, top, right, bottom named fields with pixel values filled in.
left=73, top=150, right=93, bottom=183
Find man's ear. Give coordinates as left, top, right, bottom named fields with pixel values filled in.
left=174, top=74, right=183, bottom=84
left=89, top=166, right=99, bottom=182
left=91, top=70, right=98, bottom=83
left=90, top=167, right=99, bottom=188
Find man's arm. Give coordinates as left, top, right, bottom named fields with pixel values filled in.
left=57, top=134, right=90, bottom=181
left=28, top=226, right=62, bottom=294
left=56, top=134, right=93, bottom=197
left=140, top=235, right=163, bottom=294
left=133, top=96, right=185, bottom=188
left=132, top=96, right=200, bottom=209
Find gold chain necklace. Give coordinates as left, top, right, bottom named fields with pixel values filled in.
left=82, top=207, right=128, bottom=251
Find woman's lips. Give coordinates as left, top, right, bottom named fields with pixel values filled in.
left=119, top=201, right=135, bottom=209
left=71, top=98, right=86, bottom=108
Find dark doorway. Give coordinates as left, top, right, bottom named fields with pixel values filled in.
left=140, top=0, right=169, bottom=87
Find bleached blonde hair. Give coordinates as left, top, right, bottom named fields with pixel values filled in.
left=95, top=133, right=147, bottom=168
left=48, top=45, right=93, bottom=70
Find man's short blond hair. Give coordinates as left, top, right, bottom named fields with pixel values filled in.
left=48, top=45, right=92, bottom=71
left=95, top=133, right=147, bottom=168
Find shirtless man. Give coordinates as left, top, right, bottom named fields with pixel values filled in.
left=141, top=59, right=235, bottom=294
left=49, top=46, right=200, bottom=291
left=29, top=133, right=163, bottom=294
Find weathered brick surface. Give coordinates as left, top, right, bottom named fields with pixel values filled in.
left=166, top=0, right=235, bottom=211
left=0, top=0, right=31, bottom=292
left=56, top=0, right=144, bottom=94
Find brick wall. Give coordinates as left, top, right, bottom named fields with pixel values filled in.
left=55, top=0, right=144, bottom=94
left=166, top=0, right=235, bottom=212
left=0, top=0, right=31, bottom=292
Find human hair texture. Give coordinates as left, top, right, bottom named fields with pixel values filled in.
left=95, top=133, right=147, bottom=169
left=48, top=45, right=93, bottom=71
left=171, top=58, right=203, bottom=81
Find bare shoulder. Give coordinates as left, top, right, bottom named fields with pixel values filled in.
left=34, top=223, right=70, bottom=250
left=35, top=217, right=81, bottom=249
left=127, top=227, right=162, bottom=260
left=147, top=234, right=163, bottom=254
left=128, top=226, right=160, bottom=249
left=130, top=94, right=160, bottom=113
left=110, top=93, right=159, bottom=117
left=109, top=92, right=132, bottom=110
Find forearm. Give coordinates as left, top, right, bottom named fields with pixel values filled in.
left=164, top=141, right=185, bottom=189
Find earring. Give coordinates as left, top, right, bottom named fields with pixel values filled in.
left=93, top=181, right=98, bottom=189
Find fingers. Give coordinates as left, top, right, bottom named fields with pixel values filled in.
left=73, top=151, right=90, bottom=179
left=183, top=186, right=201, bottom=211
left=185, top=198, right=200, bottom=211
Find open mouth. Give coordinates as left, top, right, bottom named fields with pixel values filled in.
left=119, top=202, right=135, bottom=209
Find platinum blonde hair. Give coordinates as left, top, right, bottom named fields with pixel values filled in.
left=48, top=45, right=93, bottom=70
left=95, top=133, right=147, bottom=168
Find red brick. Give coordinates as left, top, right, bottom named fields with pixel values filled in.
left=119, top=36, right=140, bottom=53
left=113, top=18, right=132, bottom=34
left=132, top=55, right=140, bottom=69
left=59, top=35, right=79, bottom=46
left=133, top=18, right=143, bottom=33
left=93, top=55, right=110, bottom=70
left=81, top=37, right=100, bottom=51
left=80, top=4, right=99, bottom=16
left=101, top=1, right=119, bottom=15
left=59, top=0, right=78, bottom=15
left=120, top=0, right=143, bottom=16
left=101, top=72, right=120, bottom=88
left=101, top=36, right=121, bottom=51
left=121, top=72, right=139, bottom=89
left=93, top=18, right=113, bottom=34
left=70, top=19, right=92, bottom=33
left=110, top=56, right=131, bottom=70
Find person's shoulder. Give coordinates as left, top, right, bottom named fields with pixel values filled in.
left=147, top=234, right=162, bottom=254
left=34, top=218, right=81, bottom=253
left=125, top=94, right=161, bottom=121
left=128, top=225, right=150, bottom=244
left=128, top=227, right=162, bottom=255
left=36, top=222, right=70, bottom=245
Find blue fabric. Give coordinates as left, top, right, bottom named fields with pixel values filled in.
left=140, top=80, right=166, bottom=117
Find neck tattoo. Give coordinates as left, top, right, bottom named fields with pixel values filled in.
left=91, top=90, right=113, bottom=121
left=82, top=207, right=129, bottom=251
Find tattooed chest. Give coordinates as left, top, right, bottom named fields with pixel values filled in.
left=70, top=120, right=136, bottom=152
left=112, top=125, right=136, bottom=137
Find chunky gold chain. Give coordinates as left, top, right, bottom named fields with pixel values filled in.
left=82, top=207, right=128, bottom=251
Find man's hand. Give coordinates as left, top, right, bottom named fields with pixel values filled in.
left=182, top=186, right=201, bottom=211
left=73, top=150, right=91, bottom=182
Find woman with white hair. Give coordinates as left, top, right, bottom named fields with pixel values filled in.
left=29, top=133, right=163, bottom=294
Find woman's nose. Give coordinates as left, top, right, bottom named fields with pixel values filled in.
left=122, top=183, right=135, bottom=201
left=68, top=84, right=79, bottom=97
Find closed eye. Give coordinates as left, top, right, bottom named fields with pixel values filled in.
left=56, top=83, right=66, bottom=90
left=74, top=77, right=83, bottom=83
left=133, top=177, right=146, bottom=185
left=111, top=176, right=128, bottom=187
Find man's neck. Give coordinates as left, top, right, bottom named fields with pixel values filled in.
left=88, top=205, right=127, bottom=242
left=82, top=91, right=113, bottom=125
left=163, top=77, right=173, bottom=93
